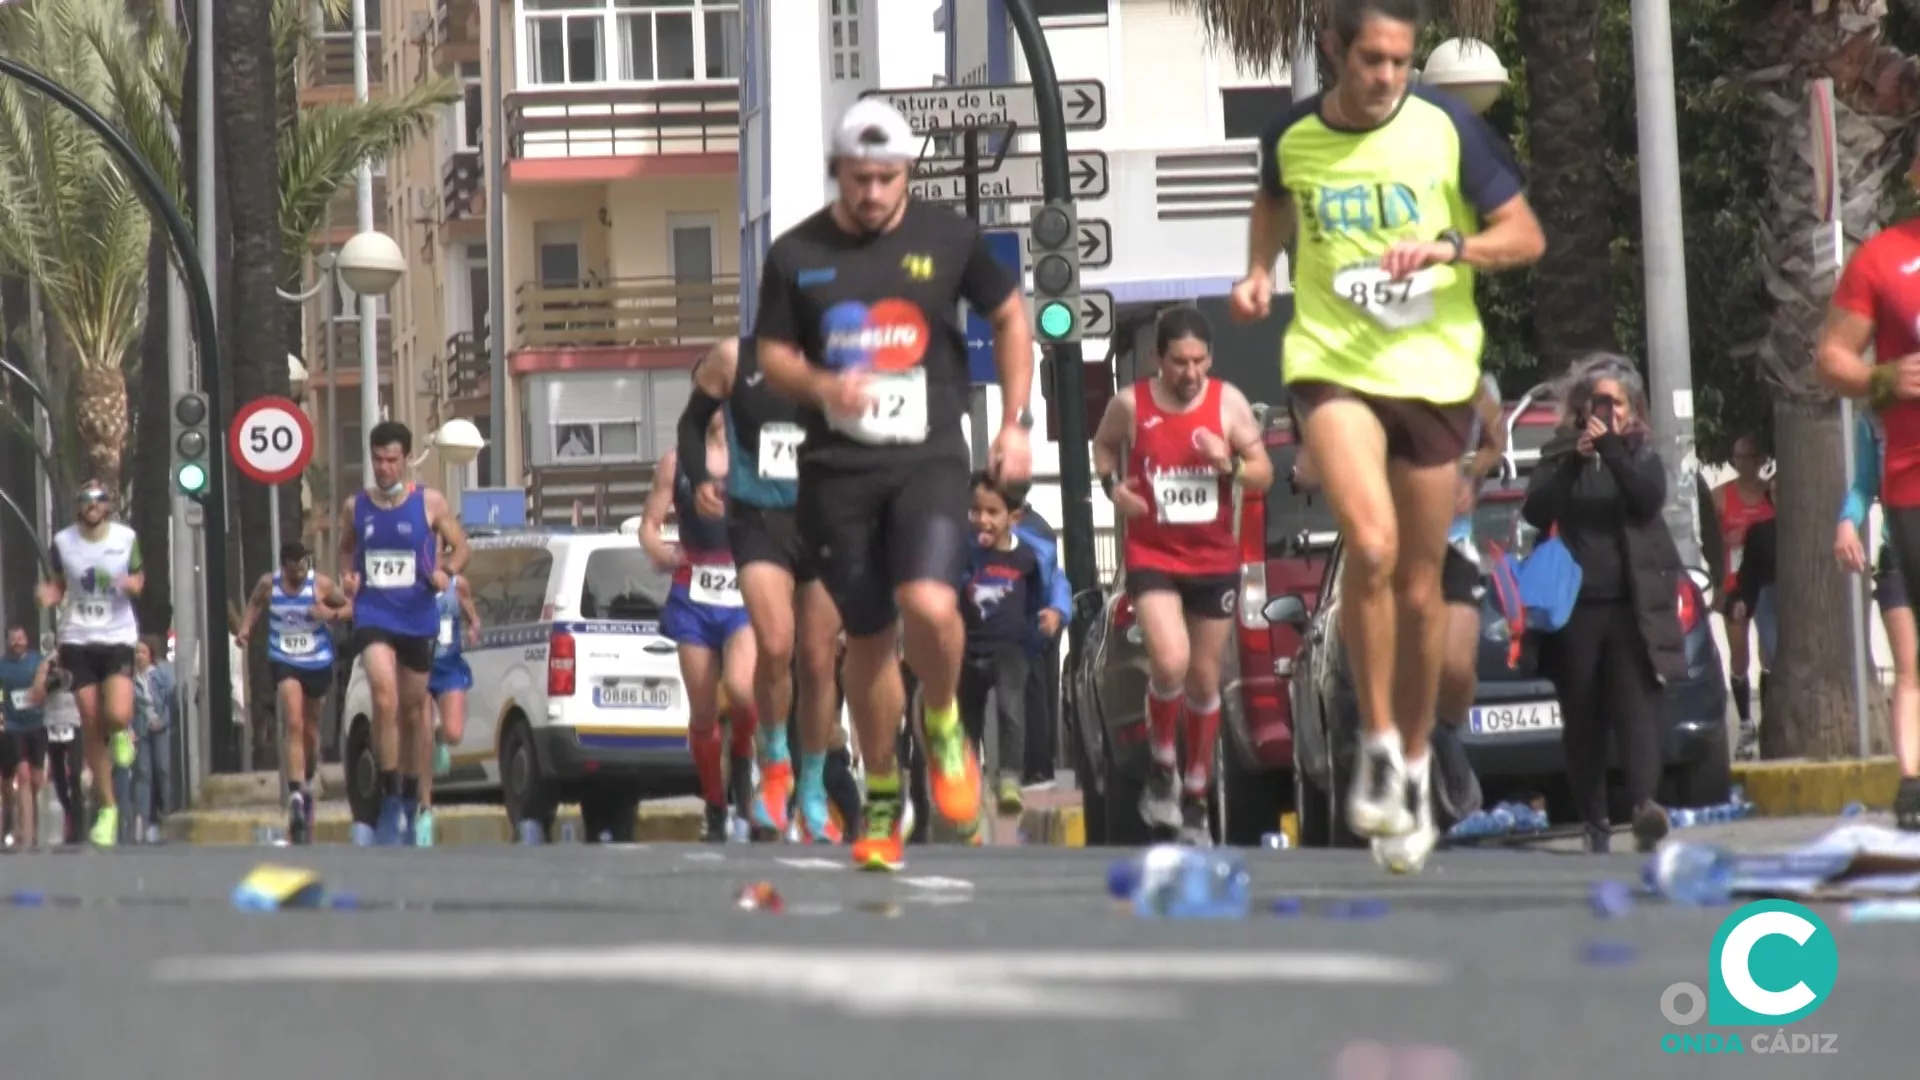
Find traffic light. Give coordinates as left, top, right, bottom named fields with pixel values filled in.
left=172, top=390, right=211, bottom=500
left=1029, top=200, right=1082, bottom=345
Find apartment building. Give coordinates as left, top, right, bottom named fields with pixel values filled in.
left=297, top=0, right=744, bottom=530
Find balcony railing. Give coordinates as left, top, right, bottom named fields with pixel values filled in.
left=310, top=316, right=395, bottom=379
left=432, top=0, right=480, bottom=71
left=304, top=30, right=385, bottom=93
left=442, top=150, right=483, bottom=222
left=514, top=275, right=738, bottom=350
left=320, top=173, right=388, bottom=236
left=527, top=463, right=656, bottom=529
left=441, top=330, right=489, bottom=401
left=505, top=84, right=739, bottom=161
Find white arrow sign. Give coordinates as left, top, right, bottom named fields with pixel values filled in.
left=1005, top=219, right=1111, bottom=269
left=154, top=945, right=1445, bottom=1019
left=1077, top=290, right=1114, bottom=337
left=865, top=80, right=1107, bottom=135
left=911, top=151, right=1108, bottom=204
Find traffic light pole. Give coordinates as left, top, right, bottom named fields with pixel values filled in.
left=0, top=57, right=236, bottom=761
left=1003, top=0, right=1099, bottom=650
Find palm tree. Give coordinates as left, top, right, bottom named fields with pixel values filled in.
left=1738, top=3, right=1917, bottom=758
left=0, top=0, right=152, bottom=496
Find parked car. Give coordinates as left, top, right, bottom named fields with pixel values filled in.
left=1267, top=477, right=1731, bottom=848
left=1065, top=396, right=1561, bottom=847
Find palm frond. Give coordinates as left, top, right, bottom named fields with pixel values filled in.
left=275, top=0, right=354, bottom=92
left=278, top=75, right=460, bottom=257
left=72, top=0, right=187, bottom=218
left=1171, top=0, right=1499, bottom=77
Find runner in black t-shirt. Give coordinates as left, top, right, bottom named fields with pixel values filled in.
left=754, top=98, right=1035, bottom=871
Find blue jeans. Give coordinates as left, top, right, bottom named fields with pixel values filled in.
left=131, top=726, right=170, bottom=832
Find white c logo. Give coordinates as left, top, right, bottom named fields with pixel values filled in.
left=1719, top=909, right=1819, bottom=1017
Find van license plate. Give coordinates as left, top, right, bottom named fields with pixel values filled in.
left=594, top=681, right=674, bottom=709
left=1469, top=701, right=1561, bottom=735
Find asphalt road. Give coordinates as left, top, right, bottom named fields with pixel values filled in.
left=0, top=826, right=1909, bottom=1080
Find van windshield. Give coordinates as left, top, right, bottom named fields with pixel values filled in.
left=578, top=547, right=674, bottom=620
left=1264, top=443, right=1340, bottom=553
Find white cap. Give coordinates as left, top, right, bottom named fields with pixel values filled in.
left=830, top=99, right=918, bottom=165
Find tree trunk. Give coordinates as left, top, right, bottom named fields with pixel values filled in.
left=131, top=231, right=174, bottom=633
left=72, top=365, right=128, bottom=496
left=1517, top=0, right=1616, bottom=372
left=1761, top=399, right=1886, bottom=758
left=219, top=0, right=288, bottom=770
left=0, top=276, right=40, bottom=633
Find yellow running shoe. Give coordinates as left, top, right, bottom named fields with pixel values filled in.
left=111, top=729, right=135, bottom=769
left=90, top=805, right=118, bottom=847
left=851, top=792, right=915, bottom=872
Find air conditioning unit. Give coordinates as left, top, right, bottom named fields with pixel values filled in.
left=407, top=12, right=432, bottom=42
left=411, top=185, right=436, bottom=219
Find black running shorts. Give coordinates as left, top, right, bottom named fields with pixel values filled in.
left=270, top=661, right=335, bottom=700
left=351, top=627, right=434, bottom=674
left=57, top=643, right=134, bottom=691
left=1124, top=570, right=1240, bottom=621
left=796, top=456, right=971, bottom=638
left=728, top=501, right=819, bottom=583
left=1442, top=546, right=1484, bottom=607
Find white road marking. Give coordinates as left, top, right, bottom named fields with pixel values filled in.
left=774, top=857, right=844, bottom=871
left=900, top=876, right=974, bottom=891
left=680, top=852, right=724, bottom=862
left=152, top=946, right=1447, bottom=1019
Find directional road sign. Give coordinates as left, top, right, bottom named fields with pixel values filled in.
left=1007, top=217, right=1111, bottom=270
left=864, top=80, right=1107, bottom=135
left=967, top=230, right=1024, bottom=384
left=230, top=395, right=314, bottom=486
left=911, top=150, right=1108, bottom=204
left=1072, top=291, right=1115, bottom=339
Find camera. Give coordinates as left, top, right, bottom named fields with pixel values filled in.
left=45, top=662, right=72, bottom=693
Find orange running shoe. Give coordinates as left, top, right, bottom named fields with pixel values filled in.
left=923, top=716, right=982, bottom=826
left=851, top=792, right=914, bottom=872
left=753, top=759, right=794, bottom=835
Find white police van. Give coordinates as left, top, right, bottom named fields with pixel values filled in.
left=338, top=527, right=689, bottom=840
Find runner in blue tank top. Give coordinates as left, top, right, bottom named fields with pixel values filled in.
left=236, top=541, right=350, bottom=844
left=1433, top=375, right=1505, bottom=828
left=678, top=336, right=845, bottom=843
left=337, top=421, right=471, bottom=847
left=427, top=563, right=482, bottom=784
left=642, top=410, right=760, bottom=843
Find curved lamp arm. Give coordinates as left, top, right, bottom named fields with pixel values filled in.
left=276, top=279, right=330, bottom=304
left=0, top=485, right=51, bottom=575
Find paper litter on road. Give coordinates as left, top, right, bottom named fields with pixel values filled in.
left=1730, top=825, right=1920, bottom=900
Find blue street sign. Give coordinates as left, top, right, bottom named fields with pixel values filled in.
left=968, top=229, right=1025, bottom=384
left=462, top=487, right=528, bottom=528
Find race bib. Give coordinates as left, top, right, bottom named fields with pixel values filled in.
left=48, top=720, right=74, bottom=741
left=438, top=617, right=455, bottom=648
left=1333, top=263, right=1437, bottom=331
left=689, top=564, right=743, bottom=607
left=758, top=423, right=804, bottom=481
left=830, top=369, right=928, bottom=446
left=9, top=689, right=30, bottom=711
left=72, top=598, right=111, bottom=625
left=365, top=550, right=417, bottom=589
left=1729, top=545, right=1745, bottom=573
left=1152, top=472, right=1220, bottom=526
left=278, top=631, right=317, bottom=657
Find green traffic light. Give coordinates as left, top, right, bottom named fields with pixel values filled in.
left=1038, top=301, right=1074, bottom=339
left=176, top=462, right=208, bottom=495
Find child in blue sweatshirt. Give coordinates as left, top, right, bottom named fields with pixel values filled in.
left=959, top=473, right=1064, bottom=817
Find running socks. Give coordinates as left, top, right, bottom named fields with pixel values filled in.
left=1146, top=684, right=1184, bottom=766
left=759, top=718, right=791, bottom=765
left=1182, top=696, right=1222, bottom=796
left=727, top=706, right=757, bottom=761
left=799, top=751, right=826, bottom=795
left=924, top=696, right=961, bottom=740
left=381, top=769, right=401, bottom=796
left=866, top=765, right=901, bottom=800
left=688, top=724, right=726, bottom=806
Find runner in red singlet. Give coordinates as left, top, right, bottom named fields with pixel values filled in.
left=1817, top=210, right=1920, bottom=822
left=1713, top=437, right=1773, bottom=738
left=1091, top=308, right=1271, bottom=842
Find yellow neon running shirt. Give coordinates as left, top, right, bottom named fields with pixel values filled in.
left=1259, top=85, right=1524, bottom=405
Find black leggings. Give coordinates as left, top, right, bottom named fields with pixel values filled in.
left=1546, top=600, right=1662, bottom=830
left=47, top=740, right=82, bottom=843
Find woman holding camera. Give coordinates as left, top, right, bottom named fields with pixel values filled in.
left=30, top=652, right=83, bottom=845
left=1523, top=354, right=1689, bottom=854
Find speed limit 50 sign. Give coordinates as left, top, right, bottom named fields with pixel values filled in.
left=231, top=395, right=315, bottom=486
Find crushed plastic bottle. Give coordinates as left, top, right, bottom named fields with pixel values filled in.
left=560, top=822, right=577, bottom=844
left=1643, top=842, right=1737, bottom=907
left=1107, top=845, right=1252, bottom=919
left=351, top=822, right=377, bottom=847
left=1261, top=832, right=1291, bottom=850
left=517, top=820, right=543, bottom=845
left=736, top=881, right=785, bottom=912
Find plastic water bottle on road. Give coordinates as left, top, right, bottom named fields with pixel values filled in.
left=1107, top=845, right=1252, bottom=919
left=1644, top=841, right=1736, bottom=906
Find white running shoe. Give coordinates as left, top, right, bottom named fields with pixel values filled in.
left=1346, top=733, right=1416, bottom=839
left=1373, top=755, right=1437, bottom=874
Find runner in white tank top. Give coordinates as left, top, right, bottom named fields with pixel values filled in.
left=37, top=481, right=144, bottom=847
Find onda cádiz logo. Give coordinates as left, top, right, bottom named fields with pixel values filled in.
left=1659, top=899, right=1840, bottom=1058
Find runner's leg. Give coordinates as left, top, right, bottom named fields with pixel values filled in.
left=794, top=580, right=844, bottom=841
left=889, top=460, right=978, bottom=828
left=1180, top=609, right=1234, bottom=839
left=1298, top=396, right=1410, bottom=839
left=398, top=654, right=433, bottom=841
left=1725, top=612, right=1752, bottom=726
left=1386, top=457, right=1460, bottom=763
left=1132, top=586, right=1191, bottom=835
left=361, top=639, right=408, bottom=843
left=278, top=674, right=310, bottom=841
left=678, top=643, right=728, bottom=839
left=723, top=623, right=786, bottom=835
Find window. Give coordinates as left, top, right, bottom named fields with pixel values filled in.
left=577, top=547, right=673, bottom=620
left=464, top=545, right=556, bottom=630
left=1030, top=0, right=1106, bottom=19
left=457, top=75, right=483, bottom=150
left=543, top=370, right=691, bottom=466
left=1221, top=86, right=1291, bottom=141
left=828, top=0, right=860, bottom=81
left=524, top=0, right=740, bottom=86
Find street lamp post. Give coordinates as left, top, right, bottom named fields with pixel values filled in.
left=337, top=229, right=406, bottom=480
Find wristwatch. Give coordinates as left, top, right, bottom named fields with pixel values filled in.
left=1013, top=407, right=1035, bottom=431
left=1438, top=229, right=1466, bottom=264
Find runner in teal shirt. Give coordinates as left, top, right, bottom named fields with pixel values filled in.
left=0, top=625, right=48, bottom=844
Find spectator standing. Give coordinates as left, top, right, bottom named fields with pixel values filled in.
left=128, top=636, right=174, bottom=841
left=1522, top=354, right=1688, bottom=854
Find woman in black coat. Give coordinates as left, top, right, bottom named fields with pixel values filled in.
left=1522, top=354, right=1690, bottom=853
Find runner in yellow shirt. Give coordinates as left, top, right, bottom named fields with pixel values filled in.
left=1228, top=0, right=1544, bottom=873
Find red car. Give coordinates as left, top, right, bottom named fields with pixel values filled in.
left=1065, top=397, right=1560, bottom=847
